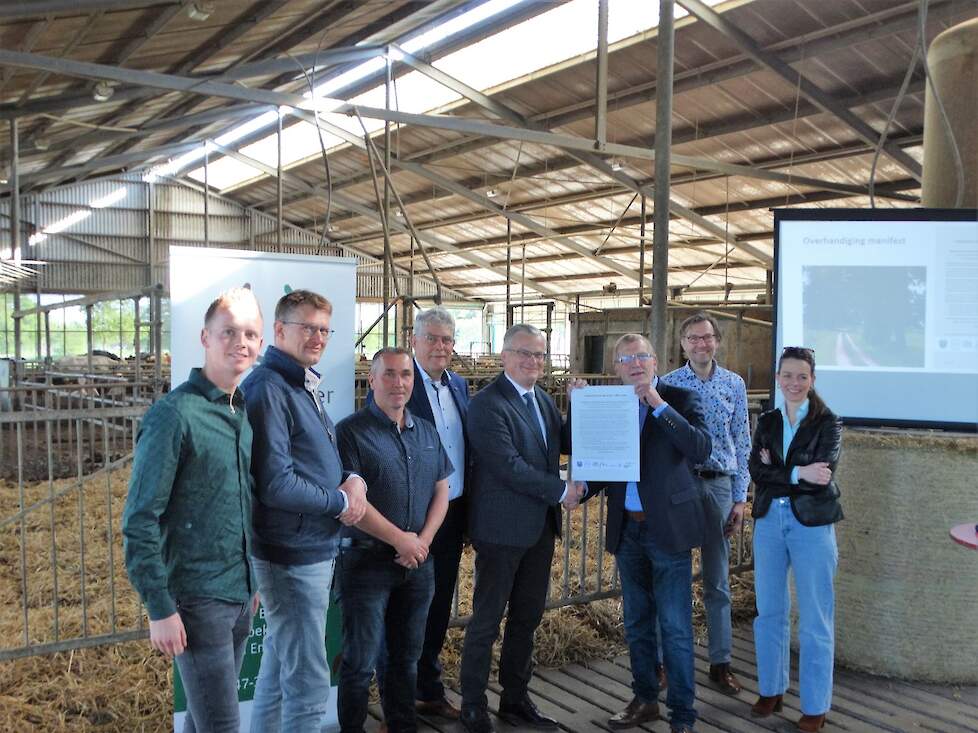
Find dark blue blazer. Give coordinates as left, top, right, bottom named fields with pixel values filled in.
left=572, top=381, right=712, bottom=555
left=466, top=372, right=568, bottom=548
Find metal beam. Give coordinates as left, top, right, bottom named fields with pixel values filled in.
left=18, top=141, right=199, bottom=186
left=387, top=46, right=770, bottom=265
left=208, top=142, right=559, bottom=300
left=652, top=0, right=675, bottom=361
left=675, top=0, right=922, bottom=181
left=595, top=0, right=609, bottom=146
left=0, top=49, right=343, bottom=111
left=0, top=0, right=177, bottom=18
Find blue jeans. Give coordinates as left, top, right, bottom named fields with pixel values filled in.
left=753, top=498, right=838, bottom=715
left=249, top=557, right=335, bottom=733
left=699, top=474, right=734, bottom=664
left=616, top=517, right=696, bottom=729
left=337, top=549, right=435, bottom=733
left=174, top=597, right=253, bottom=733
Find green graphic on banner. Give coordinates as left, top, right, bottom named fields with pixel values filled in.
left=174, top=597, right=343, bottom=714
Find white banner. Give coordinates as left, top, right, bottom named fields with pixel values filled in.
left=169, top=245, right=356, bottom=731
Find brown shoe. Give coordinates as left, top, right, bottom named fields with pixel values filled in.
left=708, top=663, right=742, bottom=696
left=750, top=694, right=783, bottom=718
left=797, top=713, right=826, bottom=731
left=416, top=697, right=461, bottom=720
left=608, top=698, right=660, bottom=729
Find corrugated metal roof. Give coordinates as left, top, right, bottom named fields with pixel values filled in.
left=2, top=0, right=975, bottom=304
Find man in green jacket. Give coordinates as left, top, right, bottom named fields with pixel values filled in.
left=123, top=287, right=264, bottom=733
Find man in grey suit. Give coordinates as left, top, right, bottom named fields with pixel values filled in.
left=458, top=324, right=579, bottom=733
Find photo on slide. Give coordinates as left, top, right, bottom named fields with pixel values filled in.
left=802, top=265, right=926, bottom=368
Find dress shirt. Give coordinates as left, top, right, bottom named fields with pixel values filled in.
left=782, top=399, right=809, bottom=485
left=662, top=361, right=751, bottom=502
left=504, top=373, right=547, bottom=447
left=624, top=376, right=668, bottom=511
left=504, top=373, right=568, bottom=501
left=417, top=358, right=465, bottom=501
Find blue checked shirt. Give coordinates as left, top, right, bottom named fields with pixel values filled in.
left=662, top=361, right=751, bottom=503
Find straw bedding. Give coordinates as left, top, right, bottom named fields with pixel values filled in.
left=0, top=468, right=756, bottom=731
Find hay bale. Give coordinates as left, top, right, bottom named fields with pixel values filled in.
left=835, top=428, right=978, bottom=683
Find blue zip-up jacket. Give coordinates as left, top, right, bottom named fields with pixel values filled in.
left=242, top=345, right=349, bottom=565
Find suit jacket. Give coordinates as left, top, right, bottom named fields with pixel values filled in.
left=579, top=382, right=713, bottom=555
left=749, top=407, right=844, bottom=526
left=466, top=372, right=568, bottom=548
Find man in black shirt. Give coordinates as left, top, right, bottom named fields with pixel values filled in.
left=336, top=347, right=452, bottom=733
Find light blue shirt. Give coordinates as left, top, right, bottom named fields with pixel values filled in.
left=416, top=358, right=466, bottom=501
left=662, top=361, right=751, bottom=502
left=782, top=399, right=809, bottom=485
left=624, top=377, right=668, bottom=511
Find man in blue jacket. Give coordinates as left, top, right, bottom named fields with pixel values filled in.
left=243, top=289, right=367, bottom=733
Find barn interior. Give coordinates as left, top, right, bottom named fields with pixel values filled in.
left=1, top=1, right=976, bottom=731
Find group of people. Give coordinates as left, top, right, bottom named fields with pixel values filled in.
left=122, top=286, right=844, bottom=733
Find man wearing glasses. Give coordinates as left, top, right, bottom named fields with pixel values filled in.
left=662, top=313, right=751, bottom=697
left=570, top=333, right=710, bottom=733
left=459, top=324, right=579, bottom=733
left=408, top=307, right=470, bottom=719
left=243, top=289, right=368, bottom=733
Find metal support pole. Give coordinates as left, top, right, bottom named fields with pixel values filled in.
left=277, top=112, right=283, bottom=249
left=652, top=0, right=675, bottom=363
left=10, top=119, right=22, bottom=385
left=382, top=55, right=392, bottom=347
left=203, top=143, right=209, bottom=247
left=595, top=0, right=609, bottom=147
left=639, top=195, right=647, bottom=306
left=505, top=219, right=512, bottom=328
left=146, top=180, right=155, bottom=287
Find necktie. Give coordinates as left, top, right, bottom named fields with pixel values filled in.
left=523, top=392, right=546, bottom=445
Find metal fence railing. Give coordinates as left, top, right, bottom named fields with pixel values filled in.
left=0, top=371, right=758, bottom=660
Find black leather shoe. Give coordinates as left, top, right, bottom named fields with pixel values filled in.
left=460, top=707, right=495, bottom=733
left=708, top=663, right=743, bottom=696
left=608, top=697, right=660, bottom=729
left=498, top=695, right=559, bottom=730
left=670, top=726, right=695, bottom=733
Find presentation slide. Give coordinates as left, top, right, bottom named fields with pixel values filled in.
left=775, top=209, right=978, bottom=430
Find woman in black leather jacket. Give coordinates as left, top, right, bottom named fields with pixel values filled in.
left=747, top=347, right=842, bottom=733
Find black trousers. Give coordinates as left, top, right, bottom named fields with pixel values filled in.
left=459, top=524, right=555, bottom=710
left=416, top=494, right=468, bottom=702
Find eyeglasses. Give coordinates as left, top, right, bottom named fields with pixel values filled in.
left=615, top=352, right=654, bottom=364
left=684, top=333, right=716, bottom=344
left=281, top=320, right=335, bottom=340
left=422, top=334, right=455, bottom=346
left=505, top=347, right=547, bottom=362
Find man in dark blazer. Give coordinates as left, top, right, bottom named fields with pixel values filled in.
left=570, top=333, right=711, bottom=733
left=458, top=323, right=578, bottom=733
left=407, top=307, right=470, bottom=719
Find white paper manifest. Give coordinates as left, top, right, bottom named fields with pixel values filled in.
left=570, top=385, right=641, bottom=482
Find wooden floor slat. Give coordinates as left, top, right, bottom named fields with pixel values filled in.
left=384, top=624, right=978, bottom=732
